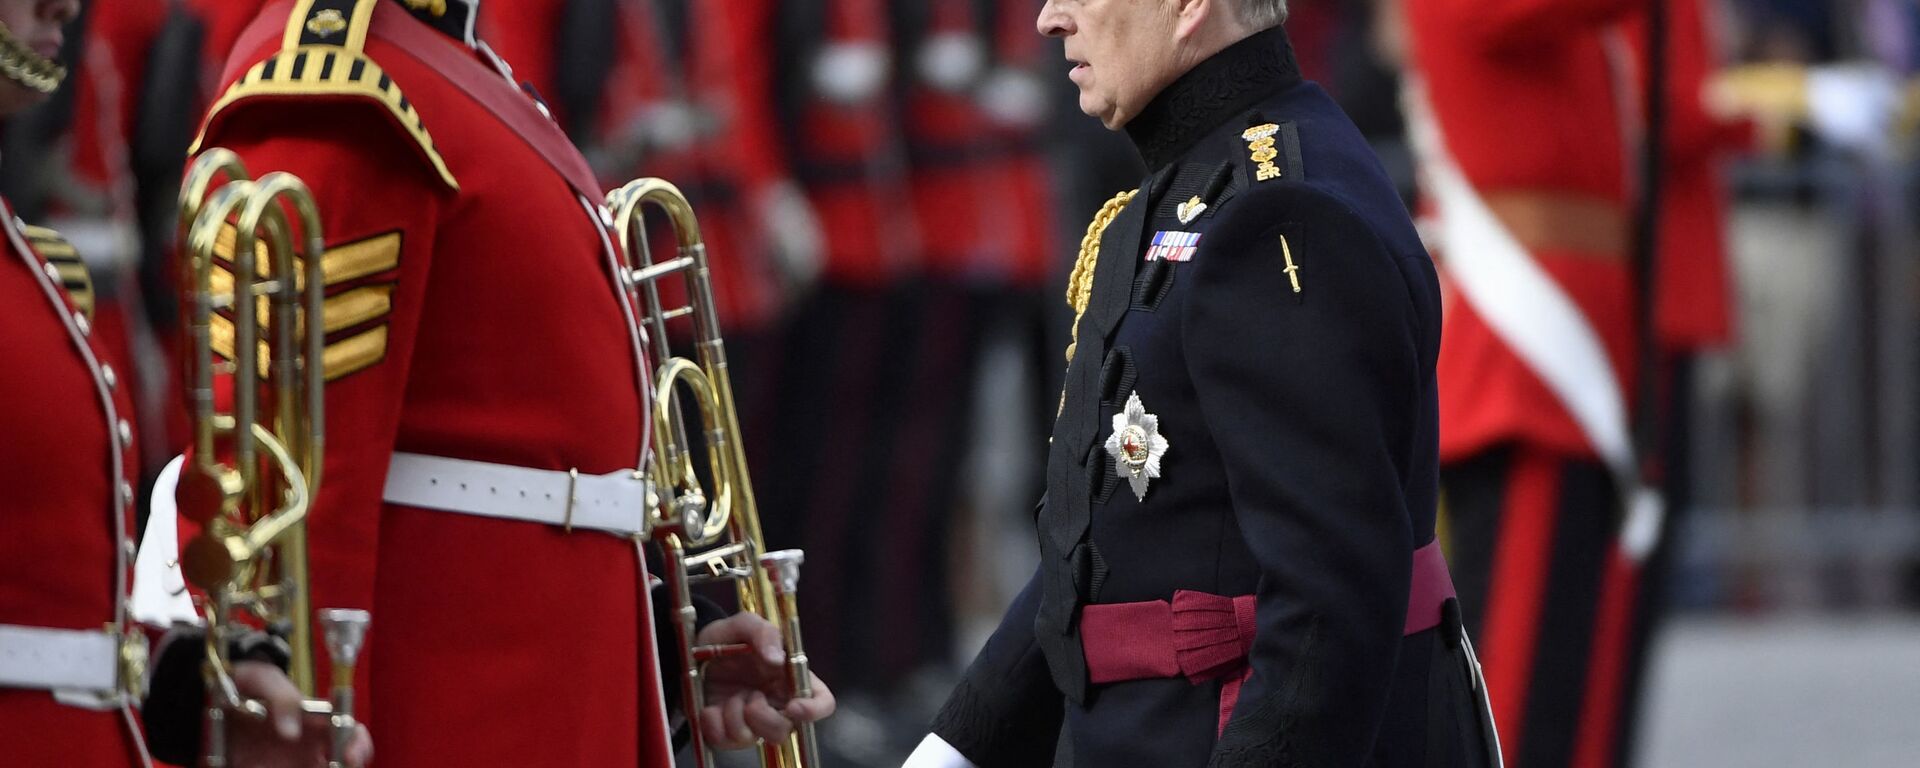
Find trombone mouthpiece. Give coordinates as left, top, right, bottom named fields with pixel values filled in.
left=319, top=609, right=372, bottom=665
left=758, top=550, right=805, bottom=594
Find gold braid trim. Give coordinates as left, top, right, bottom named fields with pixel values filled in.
left=1056, top=188, right=1137, bottom=419
left=1063, top=189, right=1137, bottom=366
left=0, top=19, right=65, bottom=94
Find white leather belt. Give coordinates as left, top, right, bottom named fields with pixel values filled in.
left=0, top=624, right=120, bottom=695
left=382, top=452, right=652, bottom=536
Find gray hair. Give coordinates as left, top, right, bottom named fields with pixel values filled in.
left=1235, top=0, right=1289, bottom=30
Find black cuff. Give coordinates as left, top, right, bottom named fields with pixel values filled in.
left=929, top=676, right=1061, bottom=768
left=651, top=585, right=729, bottom=712
left=140, top=627, right=294, bottom=765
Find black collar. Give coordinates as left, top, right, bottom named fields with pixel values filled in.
left=1123, top=25, right=1302, bottom=172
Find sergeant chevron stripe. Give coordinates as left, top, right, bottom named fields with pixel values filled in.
left=208, top=229, right=403, bottom=382
left=23, top=225, right=92, bottom=318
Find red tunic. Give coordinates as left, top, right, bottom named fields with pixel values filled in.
left=58, top=0, right=187, bottom=477
left=903, top=0, right=1054, bottom=287
left=787, top=0, right=921, bottom=287
left=188, top=2, right=672, bottom=763
left=483, top=0, right=790, bottom=332
left=1408, top=0, right=1640, bottom=462
left=1633, top=0, right=1747, bottom=352
left=0, top=208, right=144, bottom=765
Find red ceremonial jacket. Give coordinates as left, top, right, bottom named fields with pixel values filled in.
left=482, top=0, right=791, bottom=332
left=783, top=0, right=921, bottom=287
left=1634, top=0, right=1746, bottom=353
left=187, top=1, right=672, bottom=763
left=1408, top=0, right=1641, bottom=462
left=0, top=207, right=144, bottom=766
left=900, top=0, right=1054, bottom=287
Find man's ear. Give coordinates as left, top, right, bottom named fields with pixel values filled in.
left=1173, top=0, right=1216, bottom=41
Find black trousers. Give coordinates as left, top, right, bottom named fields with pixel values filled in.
left=1443, top=443, right=1639, bottom=768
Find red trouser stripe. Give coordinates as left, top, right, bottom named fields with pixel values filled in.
left=1572, top=549, right=1639, bottom=768
left=1480, top=449, right=1563, bottom=760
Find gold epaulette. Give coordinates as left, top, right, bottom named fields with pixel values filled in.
left=24, top=224, right=93, bottom=319
left=188, top=0, right=458, bottom=190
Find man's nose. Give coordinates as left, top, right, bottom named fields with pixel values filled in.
left=1037, top=0, right=1073, bottom=38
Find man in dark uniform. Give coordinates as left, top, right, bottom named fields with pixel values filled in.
left=907, top=0, right=1496, bottom=765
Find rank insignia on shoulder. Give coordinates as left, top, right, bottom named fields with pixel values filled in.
left=1105, top=392, right=1169, bottom=501
left=1242, top=123, right=1283, bottom=182
left=305, top=8, right=348, bottom=37
left=1147, top=230, right=1200, bottom=262
left=1176, top=195, right=1207, bottom=224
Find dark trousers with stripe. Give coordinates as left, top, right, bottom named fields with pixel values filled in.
left=1444, top=443, right=1642, bottom=768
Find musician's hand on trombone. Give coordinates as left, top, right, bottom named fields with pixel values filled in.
left=227, top=660, right=373, bottom=767
left=694, top=612, right=836, bottom=750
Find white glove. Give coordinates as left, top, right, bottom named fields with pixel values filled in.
left=132, top=454, right=202, bottom=627
left=754, top=180, right=825, bottom=291
left=902, top=734, right=978, bottom=768
left=1806, top=64, right=1900, bottom=156
left=812, top=41, right=891, bottom=105
left=978, top=67, right=1049, bottom=129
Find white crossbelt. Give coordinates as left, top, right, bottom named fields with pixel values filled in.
left=0, top=624, right=120, bottom=695
left=381, top=452, right=652, bottom=535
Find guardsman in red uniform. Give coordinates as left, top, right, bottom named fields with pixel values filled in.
left=30, top=0, right=210, bottom=487
left=1404, top=0, right=1652, bottom=765
left=485, top=0, right=810, bottom=334
left=154, top=0, right=833, bottom=764
left=802, top=0, right=1064, bottom=692
left=0, top=1, right=367, bottom=765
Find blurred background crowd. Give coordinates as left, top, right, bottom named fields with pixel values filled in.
left=11, top=0, right=1920, bottom=765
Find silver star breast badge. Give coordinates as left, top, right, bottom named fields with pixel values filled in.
left=1105, top=392, right=1170, bottom=501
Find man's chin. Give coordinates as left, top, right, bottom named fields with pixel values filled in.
left=1077, top=96, right=1123, bottom=130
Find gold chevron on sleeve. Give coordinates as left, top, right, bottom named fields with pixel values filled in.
left=205, top=230, right=403, bottom=382
left=212, top=227, right=401, bottom=289
left=23, top=224, right=94, bottom=319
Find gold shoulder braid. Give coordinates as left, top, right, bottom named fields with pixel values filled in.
left=0, top=19, right=66, bottom=94
left=1056, top=188, right=1136, bottom=418
left=1063, top=189, right=1138, bottom=365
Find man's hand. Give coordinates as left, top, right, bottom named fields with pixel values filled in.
left=694, top=612, right=836, bottom=751
left=225, top=661, right=374, bottom=767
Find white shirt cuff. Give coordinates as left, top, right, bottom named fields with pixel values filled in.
left=902, top=733, right=977, bottom=768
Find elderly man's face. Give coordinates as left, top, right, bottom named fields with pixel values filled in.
left=0, top=0, right=79, bottom=114
left=1039, top=0, right=1183, bottom=129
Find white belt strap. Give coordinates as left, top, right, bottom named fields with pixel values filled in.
left=382, top=452, right=652, bottom=536
left=1404, top=77, right=1664, bottom=561
left=0, top=624, right=120, bottom=696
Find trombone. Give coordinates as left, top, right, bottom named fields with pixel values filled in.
left=608, top=178, right=822, bottom=768
left=174, top=149, right=369, bottom=768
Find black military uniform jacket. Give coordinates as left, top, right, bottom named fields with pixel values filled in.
left=931, top=26, right=1489, bottom=768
